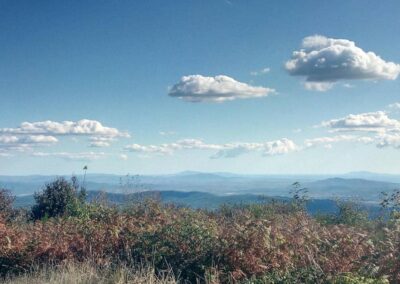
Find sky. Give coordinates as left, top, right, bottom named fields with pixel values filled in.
left=1, top=0, right=400, bottom=175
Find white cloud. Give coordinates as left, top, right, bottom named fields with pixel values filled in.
left=376, top=133, right=400, bottom=149
left=211, top=143, right=264, bottom=158
left=22, top=135, right=59, bottom=144
left=125, top=138, right=298, bottom=159
left=172, top=139, right=222, bottom=150
left=304, top=135, right=373, bottom=148
left=358, top=137, right=376, bottom=144
left=263, top=139, right=298, bottom=156
left=124, top=144, right=173, bottom=155
left=0, top=136, right=19, bottom=144
left=305, top=135, right=353, bottom=148
left=304, top=82, right=333, bottom=92
left=90, top=141, right=111, bottom=147
left=168, top=75, right=275, bottom=102
left=32, top=151, right=106, bottom=161
left=286, top=35, right=400, bottom=90
left=204, top=139, right=298, bottom=158
left=342, top=83, right=354, bottom=88
left=89, top=137, right=115, bottom=148
left=119, top=154, right=128, bottom=160
left=250, top=67, right=271, bottom=76
left=0, top=119, right=129, bottom=138
left=0, top=119, right=129, bottom=149
left=0, top=135, right=58, bottom=152
left=159, top=131, right=176, bottom=136
left=320, top=111, right=400, bottom=133
left=388, top=102, right=400, bottom=110
left=316, top=111, right=400, bottom=150
left=124, top=139, right=222, bottom=156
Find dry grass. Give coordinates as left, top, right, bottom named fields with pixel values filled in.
left=4, top=262, right=177, bottom=284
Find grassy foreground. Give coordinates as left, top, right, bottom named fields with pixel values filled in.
left=1, top=180, right=400, bottom=283
left=3, top=262, right=176, bottom=284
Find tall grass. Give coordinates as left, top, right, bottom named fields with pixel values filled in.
left=3, top=262, right=177, bottom=284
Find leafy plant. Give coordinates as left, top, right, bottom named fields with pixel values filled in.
left=0, top=189, right=15, bottom=221
left=290, top=182, right=309, bottom=211
left=31, top=177, right=86, bottom=220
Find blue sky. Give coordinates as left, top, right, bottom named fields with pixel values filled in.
left=1, top=0, right=400, bottom=175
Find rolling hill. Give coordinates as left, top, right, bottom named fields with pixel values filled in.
left=3, top=171, right=400, bottom=202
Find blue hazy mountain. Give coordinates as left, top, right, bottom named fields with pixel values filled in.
left=14, top=190, right=382, bottom=218
left=302, top=178, right=399, bottom=201
left=2, top=171, right=400, bottom=202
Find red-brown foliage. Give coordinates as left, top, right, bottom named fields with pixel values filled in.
left=0, top=202, right=398, bottom=282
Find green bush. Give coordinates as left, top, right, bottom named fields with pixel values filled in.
left=31, top=177, right=86, bottom=220
left=131, top=208, right=218, bottom=281
left=316, top=200, right=369, bottom=228
left=0, top=189, right=14, bottom=221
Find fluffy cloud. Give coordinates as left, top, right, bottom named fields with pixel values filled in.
left=317, top=111, right=400, bottom=150
left=21, top=135, right=59, bottom=144
left=211, top=143, right=261, bottom=158
left=0, top=119, right=129, bottom=149
left=89, top=137, right=116, bottom=148
left=286, top=35, right=400, bottom=90
left=168, top=75, right=275, bottom=102
left=125, top=139, right=222, bottom=155
left=0, top=135, right=58, bottom=152
left=376, top=133, right=400, bottom=149
left=125, top=138, right=298, bottom=158
left=171, top=139, right=222, bottom=150
left=32, top=151, right=106, bottom=161
left=320, top=111, right=400, bottom=133
left=212, top=139, right=298, bottom=159
left=124, top=144, right=173, bottom=155
left=0, top=119, right=129, bottom=138
left=0, top=136, right=19, bottom=144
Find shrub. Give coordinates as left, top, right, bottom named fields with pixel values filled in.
left=315, top=200, right=370, bottom=230
left=31, top=177, right=86, bottom=220
left=0, top=189, right=15, bottom=222
left=332, top=273, right=389, bottom=284
left=122, top=203, right=218, bottom=281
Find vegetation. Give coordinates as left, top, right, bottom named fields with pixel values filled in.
left=0, top=189, right=15, bottom=221
left=1, top=177, right=400, bottom=283
left=31, top=176, right=86, bottom=220
left=3, top=262, right=176, bottom=284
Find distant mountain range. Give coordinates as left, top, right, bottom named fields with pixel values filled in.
left=2, top=171, right=400, bottom=202
left=14, top=189, right=382, bottom=218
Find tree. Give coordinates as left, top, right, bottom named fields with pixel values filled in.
left=290, top=182, right=309, bottom=210
left=31, top=177, right=86, bottom=220
left=0, top=188, right=15, bottom=220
